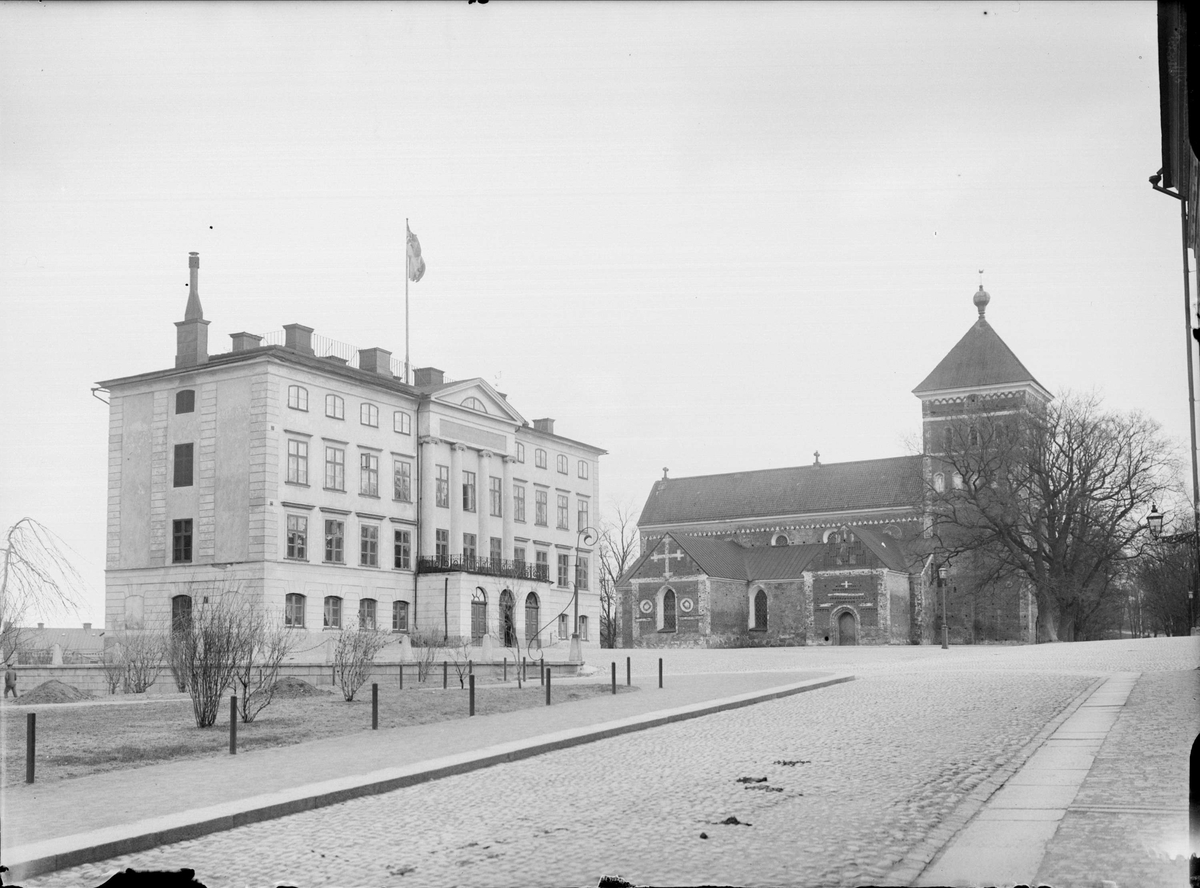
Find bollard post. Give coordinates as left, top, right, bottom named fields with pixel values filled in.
left=443, top=661, right=448, bottom=689
left=25, top=712, right=35, bottom=784
left=545, top=666, right=551, bottom=706
left=372, top=683, right=378, bottom=730
left=612, top=661, right=617, bottom=695
left=469, top=674, right=476, bottom=716
left=521, top=656, right=526, bottom=682
left=468, top=659, right=473, bottom=676
left=230, top=696, right=238, bottom=755
left=399, top=664, right=403, bottom=691
left=658, top=657, right=663, bottom=689
left=627, top=656, right=631, bottom=686
left=504, top=657, right=508, bottom=682
left=332, top=666, right=336, bottom=687
left=539, top=659, right=544, bottom=686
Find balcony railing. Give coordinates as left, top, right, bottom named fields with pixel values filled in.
left=417, top=556, right=549, bottom=582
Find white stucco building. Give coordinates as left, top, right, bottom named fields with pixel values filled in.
left=100, top=253, right=604, bottom=660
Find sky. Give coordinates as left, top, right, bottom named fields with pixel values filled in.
left=0, top=1, right=1188, bottom=627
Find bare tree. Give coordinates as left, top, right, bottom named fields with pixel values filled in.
left=407, top=630, right=442, bottom=683
left=102, top=645, right=125, bottom=695
left=120, top=626, right=166, bottom=693
left=446, top=635, right=474, bottom=688
left=232, top=609, right=299, bottom=722
left=169, top=592, right=257, bottom=728
left=332, top=621, right=391, bottom=701
left=1135, top=507, right=1199, bottom=636
left=0, top=518, right=85, bottom=663
left=927, top=393, right=1175, bottom=643
left=599, top=503, right=640, bottom=648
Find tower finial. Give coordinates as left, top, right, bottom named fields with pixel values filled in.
left=973, top=272, right=990, bottom=319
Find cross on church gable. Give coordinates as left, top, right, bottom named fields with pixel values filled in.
left=650, top=540, right=688, bottom=578
left=835, top=580, right=858, bottom=590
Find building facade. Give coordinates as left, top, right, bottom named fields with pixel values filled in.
left=100, top=253, right=605, bottom=660
left=620, top=285, right=1041, bottom=647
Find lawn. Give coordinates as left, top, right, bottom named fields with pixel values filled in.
left=0, top=679, right=635, bottom=787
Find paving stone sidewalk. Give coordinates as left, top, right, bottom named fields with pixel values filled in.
left=1, top=668, right=839, bottom=880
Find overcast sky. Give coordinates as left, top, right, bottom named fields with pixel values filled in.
left=0, top=1, right=1186, bottom=625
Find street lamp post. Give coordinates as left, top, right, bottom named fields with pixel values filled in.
left=569, top=526, right=598, bottom=663
left=1145, top=503, right=1198, bottom=633
left=937, top=566, right=949, bottom=649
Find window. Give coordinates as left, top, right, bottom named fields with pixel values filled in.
left=577, top=499, right=589, bottom=532
left=174, top=443, right=194, bottom=488
left=360, top=452, right=379, bottom=496
left=773, top=533, right=789, bottom=546
left=462, top=470, right=476, bottom=512
left=500, top=590, right=517, bottom=646
left=535, top=448, right=547, bottom=469
left=578, top=460, right=588, bottom=479
left=175, top=390, right=195, bottom=414
left=576, top=555, right=589, bottom=590
left=463, top=532, right=477, bottom=562
left=557, top=494, right=569, bottom=530
left=490, top=476, right=502, bottom=517
left=514, top=545, right=526, bottom=566
left=557, top=454, right=568, bottom=474
left=753, top=589, right=768, bottom=630
left=171, top=595, right=192, bottom=633
left=324, top=596, right=343, bottom=629
left=360, top=524, right=379, bottom=567
left=557, top=553, right=570, bottom=587
left=325, top=446, right=345, bottom=491
left=392, top=600, right=409, bottom=632
left=436, top=528, right=449, bottom=562
left=969, top=426, right=979, bottom=447
left=535, top=490, right=548, bottom=526
left=287, top=440, right=308, bottom=485
left=934, top=472, right=946, bottom=493
left=172, top=519, right=192, bottom=563
left=325, top=519, right=344, bottom=563
left=325, top=394, right=344, bottom=420
left=558, top=613, right=568, bottom=639
left=394, top=411, right=411, bottom=434
left=490, top=536, right=502, bottom=565
left=359, top=598, right=377, bottom=630
left=579, top=614, right=589, bottom=641
left=943, top=427, right=953, bottom=453
left=525, top=593, right=540, bottom=645
left=288, top=385, right=308, bottom=411
left=360, top=403, right=379, bottom=427
left=660, top=588, right=677, bottom=632
left=285, top=593, right=306, bottom=628
left=516, top=443, right=525, bottom=463
left=393, top=459, right=412, bottom=502
left=394, top=529, right=411, bottom=570
left=535, top=550, right=549, bottom=581
left=287, top=515, right=308, bottom=560
left=514, top=485, right=526, bottom=522
left=436, top=465, right=449, bottom=508
left=471, top=589, right=487, bottom=643
left=953, top=472, right=964, bottom=490
left=462, top=396, right=486, bottom=413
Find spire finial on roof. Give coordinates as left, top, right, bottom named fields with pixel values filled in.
left=662, top=467, right=669, bottom=480
left=184, top=252, right=204, bottom=321
left=813, top=450, right=821, bottom=466
left=973, top=271, right=989, bottom=320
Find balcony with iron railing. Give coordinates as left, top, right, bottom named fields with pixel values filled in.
left=417, top=555, right=549, bottom=582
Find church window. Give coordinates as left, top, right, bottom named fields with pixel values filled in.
left=659, top=588, right=677, bottom=632
left=752, top=589, right=768, bottom=631
left=952, top=472, right=964, bottom=489
left=934, top=473, right=945, bottom=493
left=772, top=533, right=789, bottom=546
left=943, top=427, right=953, bottom=453
left=969, top=426, right=979, bottom=447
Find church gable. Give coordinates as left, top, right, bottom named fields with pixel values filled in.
left=631, top=534, right=704, bottom=581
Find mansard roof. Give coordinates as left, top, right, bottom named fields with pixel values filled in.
left=913, top=317, right=1044, bottom=395
left=637, top=455, right=924, bottom=527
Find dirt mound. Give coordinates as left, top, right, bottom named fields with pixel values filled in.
left=270, top=676, right=331, bottom=698
left=18, top=680, right=94, bottom=705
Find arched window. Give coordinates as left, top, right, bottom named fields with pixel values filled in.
left=462, top=397, right=486, bottom=413
left=773, top=534, right=789, bottom=546
left=285, top=593, right=306, bottom=628
left=392, top=600, right=409, bottom=633
left=500, top=590, right=516, bottom=647
left=471, top=588, right=488, bottom=643
left=524, top=592, right=540, bottom=646
left=943, top=427, right=953, bottom=453
left=324, top=595, right=342, bottom=629
left=952, top=472, right=964, bottom=490
left=358, top=598, right=377, bottom=630
left=659, top=588, right=677, bottom=632
left=752, top=589, right=768, bottom=631
left=969, top=426, right=979, bottom=447
left=934, top=472, right=945, bottom=493
left=171, top=594, right=192, bottom=633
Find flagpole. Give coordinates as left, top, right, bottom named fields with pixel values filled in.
left=405, top=217, right=410, bottom=385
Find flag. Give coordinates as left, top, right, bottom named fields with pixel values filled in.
left=407, top=224, right=426, bottom=282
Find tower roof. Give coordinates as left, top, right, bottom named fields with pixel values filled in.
left=913, top=287, right=1045, bottom=395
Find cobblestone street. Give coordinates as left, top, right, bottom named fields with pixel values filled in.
left=19, top=638, right=1199, bottom=888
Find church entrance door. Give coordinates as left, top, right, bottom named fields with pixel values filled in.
left=837, top=611, right=857, bottom=646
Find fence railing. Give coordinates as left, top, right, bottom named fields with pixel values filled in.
left=254, top=330, right=452, bottom=384
left=416, top=556, right=549, bottom=582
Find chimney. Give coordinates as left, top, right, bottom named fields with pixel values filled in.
left=83, top=622, right=92, bottom=630
left=37, top=623, right=44, bottom=629
left=358, top=347, right=393, bottom=376
left=413, top=366, right=445, bottom=387
left=283, top=323, right=315, bottom=355
left=175, top=252, right=211, bottom=368
left=230, top=332, right=263, bottom=353
left=532, top=418, right=555, bottom=435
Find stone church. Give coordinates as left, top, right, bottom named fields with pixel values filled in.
left=618, top=286, right=1044, bottom=647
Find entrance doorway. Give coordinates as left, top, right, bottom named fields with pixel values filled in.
left=837, top=611, right=858, bottom=646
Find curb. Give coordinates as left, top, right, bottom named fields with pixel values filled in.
left=4, top=673, right=854, bottom=881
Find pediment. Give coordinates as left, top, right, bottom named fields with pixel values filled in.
left=430, top=378, right=526, bottom=425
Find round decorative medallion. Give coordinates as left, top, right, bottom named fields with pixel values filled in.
left=639, top=599, right=653, bottom=614
left=679, top=598, right=694, bottom=613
